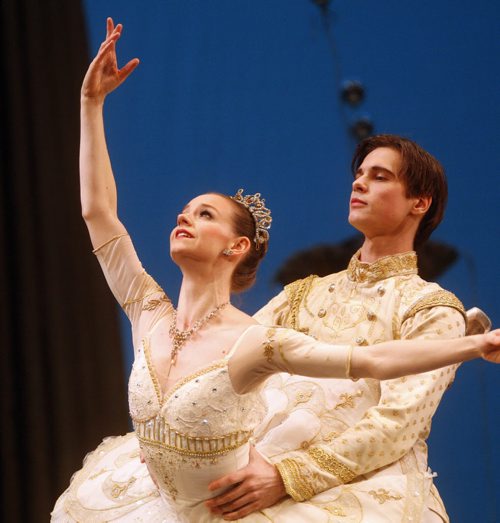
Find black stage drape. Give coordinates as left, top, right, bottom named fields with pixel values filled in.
left=0, top=1, right=129, bottom=521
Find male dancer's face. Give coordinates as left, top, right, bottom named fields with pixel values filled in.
left=348, top=147, right=419, bottom=239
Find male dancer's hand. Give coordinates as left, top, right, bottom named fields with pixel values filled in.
left=205, top=446, right=287, bottom=520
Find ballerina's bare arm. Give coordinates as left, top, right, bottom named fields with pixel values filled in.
left=80, top=17, right=140, bottom=248
left=228, top=326, right=500, bottom=393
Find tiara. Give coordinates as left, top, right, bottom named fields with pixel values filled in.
left=231, top=189, right=272, bottom=248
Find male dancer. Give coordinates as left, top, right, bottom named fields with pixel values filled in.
left=207, top=135, right=466, bottom=522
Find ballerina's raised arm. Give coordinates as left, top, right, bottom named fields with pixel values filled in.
left=80, top=17, right=140, bottom=249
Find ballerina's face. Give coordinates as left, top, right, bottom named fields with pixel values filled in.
left=170, top=193, right=243, bottom=265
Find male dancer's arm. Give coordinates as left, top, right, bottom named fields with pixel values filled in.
left=261, top=305, right=465, bottom=501
left=207, top=296, right=465, bottom=518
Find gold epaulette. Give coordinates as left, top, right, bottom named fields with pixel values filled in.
left=284, top=275, right=317, bottom=330
left=402, top=290, right=467, bottom=325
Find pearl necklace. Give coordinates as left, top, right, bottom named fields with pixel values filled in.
left=168, top=301, right=230, bottom=366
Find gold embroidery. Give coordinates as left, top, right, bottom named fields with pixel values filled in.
left=137, top=430, right=252, bottom=458
left=62, top=434, right=160, bottom=520
left=347, top=250, right=417, bottom=283
left=295, top=390, right=313, bottom=406
left=263, top=342, right=274, bottom=362
left=401, top=290, right=466, bottom=324
left=368, top=488, right=403, bottom=504
left=141, top=336, right=227, bottom=408
left=324, top=505, right=347, bottom=516
left=307, top=447, right=356, bottom=483
left=110, top=477, right=137, bottom=498
left=284, top=275, right=317, bottom=329
left=122, top=281, right=165, bottom=308
left=322, top=431, right=339, bottom=442
left=161, top=472, right=178, bottom=500
left=263, top=328, right=276, bottom=362
left=334, top=391, right=364, bottom=410
left=142, top=338, right=163, bottom=405
left=142, top=293, right=172, bottom=311
left=276, top=458, right=315, bottom=501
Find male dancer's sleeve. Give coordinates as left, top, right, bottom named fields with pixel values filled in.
left=265, top=303, right=466, bottom=501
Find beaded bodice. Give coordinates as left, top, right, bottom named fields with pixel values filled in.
left=127, top=336, right=266, bottom=502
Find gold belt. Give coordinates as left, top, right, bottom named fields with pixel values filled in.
left=134, top=416, right=252, bottom=458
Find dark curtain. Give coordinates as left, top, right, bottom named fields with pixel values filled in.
left=0, top=1, right=129, bottom=521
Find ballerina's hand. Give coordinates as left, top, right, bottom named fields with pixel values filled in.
left=81, top=17, right=139, bottom=103
left=482, top=329, right=500, bottom=363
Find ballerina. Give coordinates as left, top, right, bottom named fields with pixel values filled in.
left=52, top=19, right=500, bottom=523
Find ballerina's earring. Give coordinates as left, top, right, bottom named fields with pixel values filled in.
left=222, top=249, right=234, bottom=256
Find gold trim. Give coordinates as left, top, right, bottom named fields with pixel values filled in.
left=142, top=338, right=163, bottom=405
left=402, top=473, right=426, bottom=522
left=347, top=250, right=417, bottom=283
left=163, top=360, right=227, bottom=404
left=368, top=488, right=403, bottom=504
left=307, top=447, right=356, bottom=483
left=276, top=458, right=315, bottom=502
left=137, top=430, right=252, bottom=458
left=401, top=290, right=466, bottom=324
left=142, top=293, right=172, bottom=311
left=122, top=280, right=165, bottom=308
left=284, top=275, right=317, bottom=329
left=141, top=337, right=227, bottom=406
left=92, top=233, right=129, bottom=253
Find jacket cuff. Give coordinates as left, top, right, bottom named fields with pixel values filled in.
left=275, top=458, right=315, bottom=502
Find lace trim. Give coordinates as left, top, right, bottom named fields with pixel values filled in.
left=284, top=275, right=317, bottom=329
left=307, top=447, right=356, bottom=483
left=401, top=290, right=466, bottom=324
left=276, top=458, right=315, bottom=502
left=347, top=250, right=417, bottom=283
left=136, top=416, right=252, bottom=458
left=402, top=473, right=427, bottom=522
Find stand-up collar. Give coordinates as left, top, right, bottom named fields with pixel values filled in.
left=347, top=250, right=418, bottom=283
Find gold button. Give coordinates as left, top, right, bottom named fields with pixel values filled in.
left=377, top=286, right=385, bottom=296
left=318, top=308, right=326, bottom=318
left=367, top=311, right=377, bottom=321
left=328, top=283, right=335, bottom=293
left=355, top=336, right=366, bottom=345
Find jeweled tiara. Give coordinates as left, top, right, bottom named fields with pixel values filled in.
left=231, top=189, right=272, bottom=248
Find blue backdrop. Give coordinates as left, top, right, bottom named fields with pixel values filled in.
left=83, top=1, right=499, bottom=521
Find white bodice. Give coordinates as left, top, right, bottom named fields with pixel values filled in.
left=128, top=336, right=266, bottom=511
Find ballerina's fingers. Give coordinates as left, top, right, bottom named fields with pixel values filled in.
left=117, top=57, right=140, bottom=82
left=106, top=16, right=114, bottom=39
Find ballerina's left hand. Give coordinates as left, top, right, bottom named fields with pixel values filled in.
left=482, top=329, right=500, bottom=363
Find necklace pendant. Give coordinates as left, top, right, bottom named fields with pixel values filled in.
left=167, top=301, right=230, bottom=365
